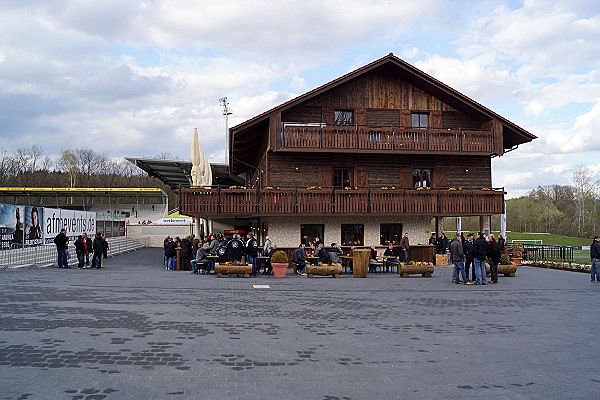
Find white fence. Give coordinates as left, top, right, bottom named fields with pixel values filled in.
left=0, top=236, right=148, bottom=270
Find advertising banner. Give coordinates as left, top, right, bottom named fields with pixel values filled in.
left=43, top=208, right=96, bottom=243
left=0, top=204, right=24, bottom=249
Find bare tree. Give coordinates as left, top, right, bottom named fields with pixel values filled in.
left=572, top=163, right=593, bottom=237
left=57, top=150, right=79, bottom=188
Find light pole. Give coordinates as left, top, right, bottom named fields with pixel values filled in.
left=219, top=97, right=232, bottom=165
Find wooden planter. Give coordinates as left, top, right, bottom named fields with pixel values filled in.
left=486, top=262, right=518, bottom=277
left=398, top=263, right=434, bottom=278
left=306, top=264, right=343, bottom=278
left=214, top=263, right=252, bottom=278
left=272, top=263, right=288, bottom=278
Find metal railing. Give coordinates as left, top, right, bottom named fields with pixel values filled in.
left=0, top=236, right=149, bottom=270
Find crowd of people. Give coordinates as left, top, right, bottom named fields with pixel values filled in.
left=53, top=229, right=109, bottom=269
left=163, top=233, right=278, bottom=277
left=448, top=232, right=505, bottom=285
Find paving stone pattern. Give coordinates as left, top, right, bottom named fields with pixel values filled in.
left=1, top=248, right=599, bottom=399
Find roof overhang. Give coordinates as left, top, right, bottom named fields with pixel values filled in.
left=125, top=158, right=245, bottom=188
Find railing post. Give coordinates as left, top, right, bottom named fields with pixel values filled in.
left=319, top=126, right=323, bottom=149
left=256, top=186, right=260, bottom=215
left=280, top=122, right=285, bottom=149
left=294, top=186, right=298, bottom=214
left=367, top=186, right=371, bottom=214
left=331, top=187, right=335, bottom=214
left=217, top=185, right=221, bottom=214
left=355, top=124, right=359, bottom=150
left=459, top=128, right=463, bottom=153
left=425, top=129, right=430, bottom=152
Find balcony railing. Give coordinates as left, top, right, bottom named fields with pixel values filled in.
left=180, top=186, right=504, bottom=217
left=280, top=124, right=495, bottom=154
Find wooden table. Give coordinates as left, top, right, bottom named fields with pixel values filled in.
left=340, top=255, right=353, bottom=274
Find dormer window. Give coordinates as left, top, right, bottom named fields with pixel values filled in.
left=411, top=112, right=428, bottom=129
left=334, top=110, right=354, bottom=126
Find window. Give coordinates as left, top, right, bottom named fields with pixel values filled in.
left=341, top=224, right=364, bottom=246
left=334, top=110, right=354, bottom=126
left=412, top=168, right=432, bottom=188
left=380, top=224, right=403, bottom=245
left=411, top=112, right=428, bottom=129
left=301, top=224, right=324, bottom=246
left=333, top=168, right=353, bottom=189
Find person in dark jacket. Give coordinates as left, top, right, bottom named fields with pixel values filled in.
left=291, top=244, right=308, bottom=275
left=82, top=233, right=92, bottom=268
left=164, top=237, right=176, bottom=270
left=74, top=235, right=85, bottom=269
left=92, top=233, right=105, bottom=269
left=450, top=234, right=472, bottom=285
left=383, top=243, right=401, bottom=272
left=463, top=233, right=475, bottom=281
left=54, top=229, right=70, bottom=269
left=180, top=237, right=192, bottom=271
left=472, top=232, right=489, bottom=284
left=246, top=232, right=259, bottom=276
left=590, top=236, right=600, bottom=282
left=438, top=233, right=449, bottom=254
left=226, top=235, right=244, bottom=264
left=192, top=242, right=212, bottom=274
left=316, top=243, right=331, bottom=265
left=487, top=234, right=501, bottom=284
left=498, top=234, right=506, bottom=253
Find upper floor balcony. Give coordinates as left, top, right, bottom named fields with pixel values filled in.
left=278, top=124, right=496, bottom=154
left=180, top=186, right=504, bottom=217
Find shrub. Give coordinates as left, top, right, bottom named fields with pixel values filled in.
left=270, top=250, right=289, bottom=263
left=500, top=253, right=511, bottom=265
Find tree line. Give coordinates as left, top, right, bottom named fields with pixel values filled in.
left=0, top=145, right=178, bottom=206
left=505, top=164, right=599, bottom=238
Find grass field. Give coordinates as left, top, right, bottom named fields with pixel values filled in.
left=491, top=232, right=592, bottom=264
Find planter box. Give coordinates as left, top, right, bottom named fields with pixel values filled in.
left=398, top=263, right=434, bottom=278
left=214, top=263, right=252, bottom=278
left=306, top=264, right=343, bottom=278
left=485, top=263, right=518, bottom=277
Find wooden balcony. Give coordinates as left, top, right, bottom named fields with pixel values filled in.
left=180, top=187, right=504, bottom=217
left=279, top=124, right=495, bottom=154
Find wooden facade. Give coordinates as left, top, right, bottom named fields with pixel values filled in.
left=181, top=54, right=535, bottom=222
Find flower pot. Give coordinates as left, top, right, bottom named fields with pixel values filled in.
left=511, top=257, right=522, bottom=266
left=272, top=263, right=288, bottom=278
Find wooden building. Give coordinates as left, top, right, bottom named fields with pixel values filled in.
left=180, top=53, right=535, bottom=247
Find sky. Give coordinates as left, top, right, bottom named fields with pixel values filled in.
left=1, top=0, right=599, bottom=198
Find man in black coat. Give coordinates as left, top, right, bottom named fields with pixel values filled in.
left=487, top=234, right=501, bottom=284
left=164, top=237, right=176, bottom=270
left=245, top=232, right=259, bottom=276
left=54, top=229, right=70, bottom=269
left=472, top=232, right=489, bottom=284
left=291, top=244, right=308, bottom=275
left=74, top=235, right=85, bottom=269
left=463, top=233, right=475, bottom=281
left=92, top=233, right=105, bottom=269
left=180, top=237, right=192, bottom=271
left=226, top=234, right=244, bottom=264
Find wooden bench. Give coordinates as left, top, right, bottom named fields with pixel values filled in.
left=214, top=263, right=252, bottom=278
left=369, top=260, right=399, bottom=273
left=398, top=262, right=434, bottom=278
left=306, top=264, right=343, bottom=278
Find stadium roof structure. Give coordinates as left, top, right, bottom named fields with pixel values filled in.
left=0, top=187, right=166, bottom=197
left=125, top=158, right=245, bottom=188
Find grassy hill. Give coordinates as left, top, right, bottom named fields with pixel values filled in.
left=496, top=232, right=591, bottom=246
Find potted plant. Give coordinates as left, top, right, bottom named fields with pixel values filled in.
left=270, top=250, right=289, bottom=278
left=511, top=243, right=524, bottom=265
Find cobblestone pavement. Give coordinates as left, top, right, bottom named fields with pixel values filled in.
left=1, top=248, right=599, bottom=399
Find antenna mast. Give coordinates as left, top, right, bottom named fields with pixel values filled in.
left=219, top=97, right=232, bottom=165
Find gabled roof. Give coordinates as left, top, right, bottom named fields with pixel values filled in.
left=230, top=53, right=536, bottom=172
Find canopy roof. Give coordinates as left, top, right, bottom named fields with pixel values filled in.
left=125, top=158, right=244, bottom=188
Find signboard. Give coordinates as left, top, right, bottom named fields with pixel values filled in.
left=224, top=229, right=246, bottom=235
left=43, top=208, right=96, bottom=243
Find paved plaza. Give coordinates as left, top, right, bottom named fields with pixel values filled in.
left=1, top=248, right=599, bottom=400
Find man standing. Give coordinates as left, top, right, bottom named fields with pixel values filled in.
left=450, top=234, right=472, bottom=285
left=226, top=234, right=244, bottom=265
left=487, top=234, right=501, bottom=284
left=463, top=233, right=475, bottom=281
left=54, top=229, right=70, bottom=269
left=590, top=236, right=600, bottom=282
left=82, top=232, right=92, bottom=268
left=472, top=232, right=489, bottom=285
left=164, top=236, right=176, bottom=270
left=246, top=232, right=259, bottom=276
left=400, top=232, right=410, bottom=263
left=92, top=233, right=104, bottom=269
left=74, top=235, right=85, bottom=269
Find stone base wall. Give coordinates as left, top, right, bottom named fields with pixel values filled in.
left=263, top=216, right=432, bottom=248
left=126, top=224, right=193, bottom=247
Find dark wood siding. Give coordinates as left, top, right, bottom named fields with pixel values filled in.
left=442, top=111, right=481, bottom=129
left=281, top=106, right=322, bottom=123
left=267, top=153, right=491, bottom=188
left=366, top=109, right=400, bottom=126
